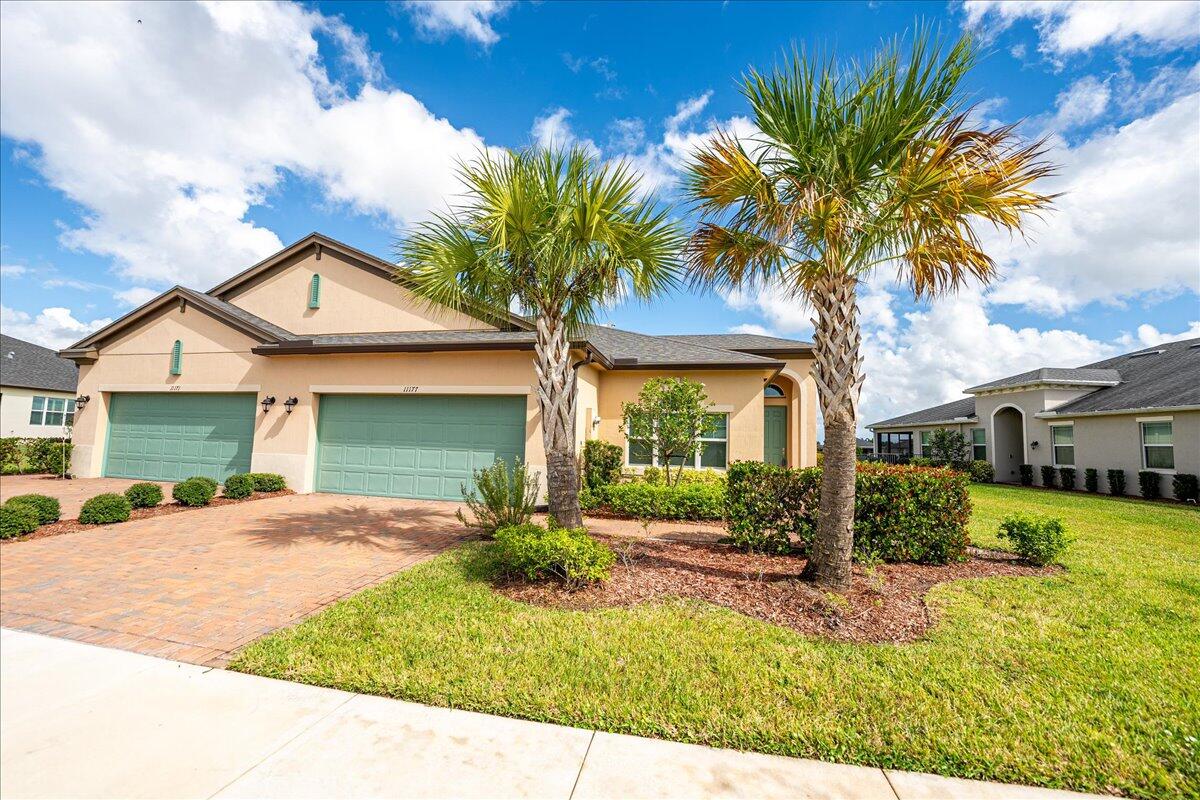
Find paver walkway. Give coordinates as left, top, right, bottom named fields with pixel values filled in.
left=0, top=474, right=174, bottom=518
left=0, top=629, right=1101, bottom=800
left=0, top=494, right=467, bottom=665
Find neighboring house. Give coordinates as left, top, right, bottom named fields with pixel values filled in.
left=59, top=233, right=818, bottom=498
left=867, top=338, right=1200, bottom=499
left=0, top=334, right=79, bottom=438
left=856, top=437, right=874, bottom=457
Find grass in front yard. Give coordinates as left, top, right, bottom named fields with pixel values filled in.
left=231, top=485, right=1200, bottom=798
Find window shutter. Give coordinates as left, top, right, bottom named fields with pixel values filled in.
left=170, top=340, right=183, bottom=375
left=308, top=274, right=321, bottom=309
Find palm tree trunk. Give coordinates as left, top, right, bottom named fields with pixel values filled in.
left=801, top=272, right=864, bottom=591
left=534, top=312, right=583, bottom=529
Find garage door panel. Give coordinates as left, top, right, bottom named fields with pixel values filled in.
left=104, top=393, right=255, bottom=484
left=316, top=394, right=525, bottom=501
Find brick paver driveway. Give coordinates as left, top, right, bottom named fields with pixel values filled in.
left=0, top=474, right=173, bottom=518
left=0, top=494, right=467, bottom=666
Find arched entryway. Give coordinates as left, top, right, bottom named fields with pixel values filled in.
left=991, top=405, right=1026, bottom=483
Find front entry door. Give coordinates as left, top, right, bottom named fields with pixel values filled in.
left=764, top=406, right=787, bottom=465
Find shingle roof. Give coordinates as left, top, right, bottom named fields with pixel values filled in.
left=175, top=286, right=297, bottom=342
left=966, top=367, right=1121, bottom=393
left=0, top=334, right=78, bottom=392
left=580, top=325, right=783, bottom=368
left=660, top=333, right=813, bottom=352
left=868, top=397, right=977, bottom=429
left=1050, top=338, right=1200, bottom=415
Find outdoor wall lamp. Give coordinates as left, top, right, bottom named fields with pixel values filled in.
left=1030, top=440, right=1040, bottom=449
left=261, top=395, right=276, bottom=414
left=75, top=395, right=90, bottom=411
left=283, top=396, right=299, bottom=414
left=592, top=415, right=602, bottom=429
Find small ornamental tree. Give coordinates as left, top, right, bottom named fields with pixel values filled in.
left=927, top=428, right=971, bottom=466
left=621, top=378, right=712, bottom=486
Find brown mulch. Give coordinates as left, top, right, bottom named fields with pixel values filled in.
left=3, top=490, right=294, bottom=543
left=493, top=535, right=1057, bottom=644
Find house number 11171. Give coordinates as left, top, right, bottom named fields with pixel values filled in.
left=401, top=386, right=419, bottom=393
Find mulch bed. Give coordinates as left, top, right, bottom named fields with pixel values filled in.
left=3, top=490, right=293, bottom=543
left=493, top=535, right=1057, bottom=644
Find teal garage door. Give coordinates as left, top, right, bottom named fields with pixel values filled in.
left=104, top=393, right=255, bottom=483
left=316, top=394, right=526, bottom=501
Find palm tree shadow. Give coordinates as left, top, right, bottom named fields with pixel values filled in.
left=238, top=503, right=469, bottom=554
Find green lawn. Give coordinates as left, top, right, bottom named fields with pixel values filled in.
left=231, top=485, right=1200, bottom=798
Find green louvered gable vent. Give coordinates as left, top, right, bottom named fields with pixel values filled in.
left=308, top=274, right=321, bottom=309
left=170, top=340, right=183, bottom=375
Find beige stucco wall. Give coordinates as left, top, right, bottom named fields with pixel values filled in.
left=0, top=385, right=76, bottom=438
left=225, top=249, right=495, bottom=335
left=575, top=364, right=600, bottom=454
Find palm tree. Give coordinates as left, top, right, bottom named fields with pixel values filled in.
left=682, top=32, right=1055, bottom=589
left=397, top=146, right=683, bottom=528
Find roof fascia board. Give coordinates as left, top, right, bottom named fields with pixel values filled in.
left=867, top=416, right=978, bottom=430
left=1034, top=405, right=1200, bottom=419
left=966, top=380, right=1118, bottom=395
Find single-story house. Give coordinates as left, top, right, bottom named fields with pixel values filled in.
left=59, top=233, right=818, bottom=499
left=1, top=334, right=79, bottom=438
left=867, top=337, right=1200, bottom=498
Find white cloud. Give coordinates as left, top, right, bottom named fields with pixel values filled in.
left=530, top=107, right=599, bottom=156
left=114, top=287, right=160, bottom=307
left=728, top=323, right=773, bottom=336
left=400, top=0, right=511, bottom=47
left=0, top=265, right=27, bottom=277
left=1046, top=74, right=1110, bottom=132
left=0, top=305, right=112, bottom=350
left=0, top=1, right=490, bottom=291
left=1117, top=321, right=1200, bottom=349
left=964, top=1, right=1200, bottom=55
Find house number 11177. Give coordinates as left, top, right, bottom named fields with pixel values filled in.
left=401, top=386, right=419, bottom=393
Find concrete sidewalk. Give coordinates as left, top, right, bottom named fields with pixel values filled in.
left=0, top=629, right=1099, bottom=800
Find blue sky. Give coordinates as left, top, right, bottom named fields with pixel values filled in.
left=1, top=0, right=1198, bottom=429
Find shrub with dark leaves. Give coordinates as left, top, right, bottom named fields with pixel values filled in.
left=1019, top=464, right=1034, bottom=486
left=458, top=459, right=539, bottom=535
left=493, top=523, right=614, bottom=589
left=599, top=481, right=725, bottom=521
left=1107, top=469, right=1126, bottom=496
left=1, top=504, right=39, bottom=538
left=222, top=473, right=255, bottom=500
left=1172, top=473, right=1199, bottom=503
left=1084, top=468, right=1099, bottom=493
left=998, top=513, right=1071, bottom=566
left=248, top=473, right=287, bottom=492
left=5, top=494, right=60, bottom=524
left=582, top=440, right=622, bottom=491
left=1138, top=470, right=1161, bottom=500
left=969, top=460, right=995, bottom=483
left=1040, top=465, right=1057, bottom=488
left=124, top=482, right=163, bottom=509
left=1058, top=467, right=1076, bottom=491
left=173, top=477, right=216, bottom=507
left=79, top=493, right=132, bottom=524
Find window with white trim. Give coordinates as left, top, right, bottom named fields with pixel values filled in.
left=1051, top=424, right=1074, bottom=466
left=1140, top=421, right=1174, bottom=470
left=28, top=396, right=75, bottom=427
left=971, top=428, right=986, bottom=461
left=625, top=413, right=729, bottom=469
left=919, top=430, right=932, bottom=453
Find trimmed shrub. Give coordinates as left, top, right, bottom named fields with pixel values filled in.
left=458, top=459, right=539, bottom=535
left=969, top=460, right=995, bottom=483
left=40, top=442, right=72, bottom=476
left=582, top=441, right=622, bottom=491
left=726, top=461, right=971, bottom=564
left=0, top=437, right=22, bottom=470
left=1138, top=470, right=1161, bottom=500
left=675, top=469, right=726, bottom=487
left=248, top=473, right=287, bottom=492
left=579, top=488, right=601, bottom=511
left=1019, top=464, right=1034, bottom=486
left=1058, top=467, right=1076, bottom=491
left=638, top=466, right=664, bottom=485
left=493, top=523, right=614, bottom=589
left=173, top=477, right=216, bottom=507
left=124, top=482, right=163, bottom=509
left=1039, top=465, right=1056, bottom=488
left=222, top=473, right=255, bottom=500
left=4, top=494, right=61, bottom=524
left=1107, top=469, right=1126, bottom=496
left=599, top=481, right=725, bottom=521
left=909, top=456, right=933, bottom=467
left=1084, top=468, right=1099, bottom=493
left=998, top=513, right=1071, bottom=566
left=192, top=476, right=219, bottom=493
left=1, top=504, right=39, bottom=538
left=79, top=493, right=132, bottom=524
left=1172, top=473, right=1199, bottom=503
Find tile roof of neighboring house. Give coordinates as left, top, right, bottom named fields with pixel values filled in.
left=660, top=334, right=814, bottom=353
left=0, top=334, right=78, bottom=392
left=965, top=367, right=1121, bottom=393
left=1049, top=337, right=1200, bottom=415
left=868, top=397, right=977, bottom=429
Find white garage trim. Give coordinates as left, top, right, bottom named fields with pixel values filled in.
left=309, top=384, right=531, bottom=395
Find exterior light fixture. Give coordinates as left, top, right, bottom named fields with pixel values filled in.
left=261, top=395, right=276, bottom=414
left=1030, top=440, right=1039, bottom=450
left=283, top=396, right=299, bottom=414
left=75, top=395, right=90, bottom=411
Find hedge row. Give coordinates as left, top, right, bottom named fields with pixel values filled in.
left=1023, top=464, right=1198, bottom=501
left=726, top=461, right=971, bottom=564
left=0, top=437, right=73, bottom=476
left=582, top=480, right=725, bottom=520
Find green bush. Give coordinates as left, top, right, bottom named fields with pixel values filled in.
left=1084, top=468, right=1099, bottom=493
left=222, top=473, right=255, bottom=500
left=4, top=494, right=61, bottom=524
left=41, top=442, right=72, bottom=476
left=1172, top=473, right=1199, bottom=503
left=1, top=504, right=39, bottom=538
left=726, top=461, right=971, bottom=564
left=909, top=456, right=933, bottom=467
left=582, top=440, right=622, bottom=491
left=674, top=469, right=726, bottom=487
left=124, top=482, right=163, bottom=509
left=598, top=481, right=725, bottom=521
left=638, top=466, right=664, bottom=485
left=173, top=477, right=216, bottom=507
left=1039, top=465, right=1056, bottom=488
left=493, top=523, right=614, bottom=589
left=1107, top=468, right=1126, bottom=496
left=579, top=488, right=601, bottom=511
left=248, top=473, right=287, bottom=492
left=458, top=459, right=539, bottom=535
left=1138, top=470, right=1161, bottom=500
left=997, top=513, right=1072, bottom=566
left=1018, top=464, right=1034, bottom=486
left=0, top=437, right=22, bottom=470
left=1058, top=467, right=1076, bottom=490
left=79, top=493, right=132, bottom=524
left=969, top=460, right=995, bottom=483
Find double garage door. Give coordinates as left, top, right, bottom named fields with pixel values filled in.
left=103, top=392, right=525, bottom=501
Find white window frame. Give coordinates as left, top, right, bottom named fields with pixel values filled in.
left=28, top=395, right=75, bottom=427
left=970, top=427, right=987, bottom=461
left=624, top=412, right=729, bottom=470
left=919, top=430, right=932, bottom=454
left=1049, top=422, right=1074, bottom=467
left=1138, top=418, right=1175, bottom=472
left=28, top=395, right=46, bottom=425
